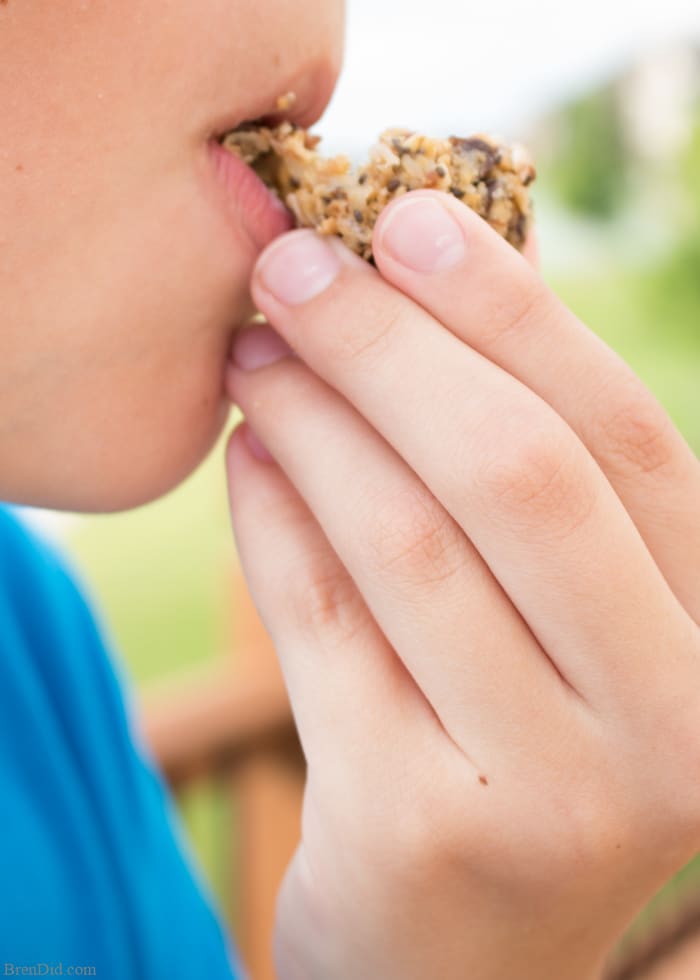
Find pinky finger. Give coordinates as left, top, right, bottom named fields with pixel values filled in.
left=225, top=421, right=437, bottom=779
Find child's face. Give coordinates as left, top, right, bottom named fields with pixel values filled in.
left=0, top=1, right=343, bottom=511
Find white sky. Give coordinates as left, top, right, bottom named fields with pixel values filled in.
left=320, top=0, right=700, bottom=154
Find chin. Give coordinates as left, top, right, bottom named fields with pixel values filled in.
left=94, top=398, right=233, bottom=514
left=4, top=400, right=233, bottom=516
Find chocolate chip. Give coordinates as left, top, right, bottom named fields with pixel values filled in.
left=511, top=212, right=527, bottom=244
left=354, top=209, right=363, bottom=223
left=358, top=173, right=368, bottom=185
left=435, top=165, right=447, bottom=178
left=484, top=178, right=498, bottom=209
left=449, top=136, right=497, bottom=179
left=289, top=177, right=301, bottom=189
left=450, top=136, right=495, bottom=156
left=387, top=178, right=401, bottom=192
left=450, top=186, right=465, bottom=199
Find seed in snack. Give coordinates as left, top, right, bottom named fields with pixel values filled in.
left=222, top=108, right=536, bottom=261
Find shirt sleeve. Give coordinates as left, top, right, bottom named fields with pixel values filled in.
left=0, top=506, right=246, bottom=979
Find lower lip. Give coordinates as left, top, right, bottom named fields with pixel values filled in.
left=208, top=139, right=293, bottom=250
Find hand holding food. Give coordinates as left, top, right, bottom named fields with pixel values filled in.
left=226, top=184, right=700, bottom=979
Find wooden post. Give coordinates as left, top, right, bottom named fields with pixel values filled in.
left=230, top=565, right=306, bottom=980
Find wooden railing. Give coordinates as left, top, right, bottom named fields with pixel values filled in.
left=139, top=569, right=700, bottom=980
left=140, top=570, right=305, bottom=980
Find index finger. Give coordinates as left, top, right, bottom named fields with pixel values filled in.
left=248, top=227, right=690, bottom=711
left=372, top=191, right=700, bottom=622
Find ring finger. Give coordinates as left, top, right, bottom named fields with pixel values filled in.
left=227, top=327, right=584, bottom=769
left=243, top=229, right=690, bottom=711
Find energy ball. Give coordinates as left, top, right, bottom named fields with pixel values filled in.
left=222, top=116, right=535, bottom=262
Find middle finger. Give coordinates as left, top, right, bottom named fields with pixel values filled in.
left=371, top=191, right=700, bottom=623
left=246, top=229, right=688, bottom=709
left=228, top=331, right=574, bottom=766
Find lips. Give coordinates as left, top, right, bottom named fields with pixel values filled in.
left=205, top=63, right=338, bottom=251
left=209, top=138, right=293, bottom=251
left=207, top=90, right=309, bottom=252
left=207, top=74, right=331, bottom=147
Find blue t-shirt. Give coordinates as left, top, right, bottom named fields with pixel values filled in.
left=0, top=505, right=244, bottom=979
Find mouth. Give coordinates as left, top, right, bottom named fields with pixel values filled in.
left=207, top=88, right=325, bottom=252
left=209, top=138, right=293, bottom=252
left=207, top=82, right=327, bottom=146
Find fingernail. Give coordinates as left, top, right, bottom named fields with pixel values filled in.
left=232, top=323, right=293, bottom=371
left=244, top=424, right=275, bottom=463
left=257, top=231, right=342, bottom=305
left=378, top=197, right=466, bottom=274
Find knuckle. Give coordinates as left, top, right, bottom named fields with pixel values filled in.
left=593, top=377, right=677, bottom=479
left=366, top=781, right=465, bottom=889
left=631, top=677, right=700, bottom=843
left=477, top=422, right=594, bottom=539
left=484, top=277, right=548, bottom=348
left=286, top=552, right=368, bottom=648
left=327, top=292, right=404, bottom=367
left=365, top=488, right=464, bottom=592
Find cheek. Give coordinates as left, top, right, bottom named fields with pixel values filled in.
left=70, top=240, right=241, bottom=511
left=80, top=201, right=245, bottom=511
left=0, top=151, right=253, bottom=510
left=0, top=191, right=244, bottom=513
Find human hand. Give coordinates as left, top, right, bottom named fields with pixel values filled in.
left=225, top=191, right=700, bottom=980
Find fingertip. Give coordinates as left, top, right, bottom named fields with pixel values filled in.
left=226, top=420, right=275, bottom=471
left=372, top=188, right=446, bottom=245
left=373, top=188, right=538, bottom=273
left=225, top=420, right=248, bottom=474
left=244, top=423, right=276, bottom=463
left=252, top=227, right=315, bottom=279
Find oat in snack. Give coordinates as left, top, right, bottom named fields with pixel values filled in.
left=222, top=95, right=535, bottom=261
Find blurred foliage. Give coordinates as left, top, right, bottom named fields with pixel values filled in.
left=679, top=100, right=700, bottom=223
left=646, top=233, right=700, bottom=337
left=546, top=86, right=629, bottom=219
left=551, top=265, right=700, bottom=454
left=641, top=103, right=700, bottom=340
left=67, top=424, right=235, bottom=686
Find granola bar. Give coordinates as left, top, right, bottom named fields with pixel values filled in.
left=222, top=115, right=535, bottom=261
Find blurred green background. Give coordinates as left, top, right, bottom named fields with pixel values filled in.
left=37, top=50, right=700, bottom=961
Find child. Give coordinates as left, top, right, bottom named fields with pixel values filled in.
left=2, top=2, right=700, bottom=978
left=0, top=2, right=341, bottom=977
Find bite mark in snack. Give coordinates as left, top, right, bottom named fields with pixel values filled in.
left=222, top=106, right=536, bottom=262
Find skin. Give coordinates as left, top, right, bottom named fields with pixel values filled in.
left=226, top=203, right=700, bottom=978
left=0, top=0, right=342, bottom=510
left=3, top=1, right=700, bottom=977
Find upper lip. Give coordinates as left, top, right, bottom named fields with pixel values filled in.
left=208, top=60, right=337, bottom=142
